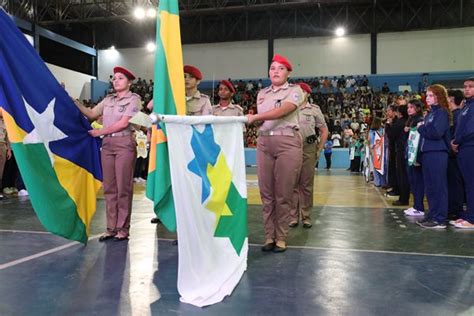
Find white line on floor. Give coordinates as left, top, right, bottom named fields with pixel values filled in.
left=0, top=234, right=101, bottom=271
left=156, top=238, right=474, bottom=259
left=0, top=229, right=50, bottom=235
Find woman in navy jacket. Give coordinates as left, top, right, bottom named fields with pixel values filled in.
left=404, top=99, right=425, bottom=217
left=451, top=78, right=474, bottom=228
left=416, top=85, right=451, bottom=229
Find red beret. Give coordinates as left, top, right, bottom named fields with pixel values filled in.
left=184, top=65, right=203, bottom=80
left=113, top=66, right=136, bottom=80
left=271, top=54, right=292, bottom=71
left=219, top=80, right=236, bottom=94
left=298, top=83, right=312, bottom=94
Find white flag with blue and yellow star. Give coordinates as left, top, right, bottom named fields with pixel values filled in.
left=162, top=115, right=248, bottom=307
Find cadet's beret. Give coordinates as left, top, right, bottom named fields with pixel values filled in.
left=272, top=54, right=292, bottom=71
left=113, top=66, right=136, bottom=80
left=184, top=65, right=203, bottom=80
left=220, top=80, right=236, bottom=94
left=298, top=83, right=312, bottom=94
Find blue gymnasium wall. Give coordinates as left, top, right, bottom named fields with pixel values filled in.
left=245, top=148, right=350, bottom=169
left=91, top=79, right=110, bottom=103
left=199, top=70, right=474, bottom=93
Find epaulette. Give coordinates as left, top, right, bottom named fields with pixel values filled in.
left=233, top=104, right=244, bottom=111
left=200, top=93, right=209, bottom=99
left=262, top=86, right=272, bottom=93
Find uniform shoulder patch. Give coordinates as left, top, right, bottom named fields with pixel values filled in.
left=292, top=92, right=300, bottom=102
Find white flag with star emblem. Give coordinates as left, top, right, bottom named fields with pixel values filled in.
left=162, top=115, right=248, bottom=307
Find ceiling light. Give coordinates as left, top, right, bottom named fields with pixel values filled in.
left=146, top=42, right=156, bottom=52
left=134, top=7, right=145, bottom=19
left=146, top=8, right=157, bottom=18
left=335, top=27, right=345, bottom=37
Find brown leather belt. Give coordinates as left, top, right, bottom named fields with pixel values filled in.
left=104, top=132, right=131, bottom=137
left=258, top=129, right=297, bottom=136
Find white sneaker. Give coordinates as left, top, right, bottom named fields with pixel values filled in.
left=3, top=187, right=13, bottom=194
left=18, top=189, right=29, bottom=197
left=404, top=209, right=424, bottom=216
left=403, top=207, right=415, bottom=213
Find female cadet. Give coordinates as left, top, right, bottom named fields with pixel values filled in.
left=404, top=99, right=425, bottom=217
left=289, top=82, right=328, bottom=229
left=416, top=84, right=451, bottom=229
left=451, top=77, right=474, bottom=229
left=76, top=67, right=140, bottom=241
left=246, top=54, right=304, bottom=252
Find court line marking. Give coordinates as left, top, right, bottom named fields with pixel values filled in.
left=0, top=229, right=50, bottom=235
left=0, top=234, right=101, bottom=271
left=156, top=238, right=474, bottom=259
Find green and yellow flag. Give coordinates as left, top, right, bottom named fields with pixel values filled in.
left=146, top=0, right=186, bottom=231
left=0, top=9, right=102, bottom=244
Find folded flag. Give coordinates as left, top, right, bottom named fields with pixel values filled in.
left=146, top=0, right=186, bottom=232
left=162, top=115, right=248, bottom=307
left=0, top=9, right=102, bottom=244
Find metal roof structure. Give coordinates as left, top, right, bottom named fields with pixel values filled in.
left=2, top=0, right=474, bottom=48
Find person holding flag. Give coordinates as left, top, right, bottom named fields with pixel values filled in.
left=0, top=8, right=102, bottom=243
left=246, top=54, right=305, bottom=253
left=75, top=67, right=140, bottom=241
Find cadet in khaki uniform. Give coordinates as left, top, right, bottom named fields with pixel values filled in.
left=289, top=83, right=328, bottom=228
left=148, top=65, right=212, bottom=225
left=213, top=80, right=244, bottom=116
left=212, top=80, right=244, bottom=116
left=0, top=112, right=12, bottom=200
left=246, top=54, right=304, bottom=253
left=184, top=65, right=212, bottom=116
left=76, top=66, right=140, bottom=241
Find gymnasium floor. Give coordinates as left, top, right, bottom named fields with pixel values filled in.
left=1, top=169, right=474, bottom=315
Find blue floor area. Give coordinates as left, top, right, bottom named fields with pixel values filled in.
left=2, top=182, right=474, bottom=315
left=1, top=235, right=474, bottom=315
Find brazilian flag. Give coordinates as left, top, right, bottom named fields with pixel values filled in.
left=145, top=0, right=186, bottom=232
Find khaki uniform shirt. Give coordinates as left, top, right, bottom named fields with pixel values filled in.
left=212, top=103, right=244, bottom=116
left=256, top=82, right=304, bottom=132
left=93, top=91, right=141, bottom=135
left=0, top=117, right=8, bottom=144
left=186, top=91, right=212, bottom=116
left=299, top=102, right=327, bottom=139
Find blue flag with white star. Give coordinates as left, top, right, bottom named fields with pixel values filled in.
left=0, top=9, right=102, bottom=244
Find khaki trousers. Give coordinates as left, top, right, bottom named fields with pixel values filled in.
left=257, top=134, right=302, bottom=242
left=101, top=135, right=136, bottom=236
left=0, top=143, right=6, bottom=185
left=291, top=142, right=318, bottom=222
